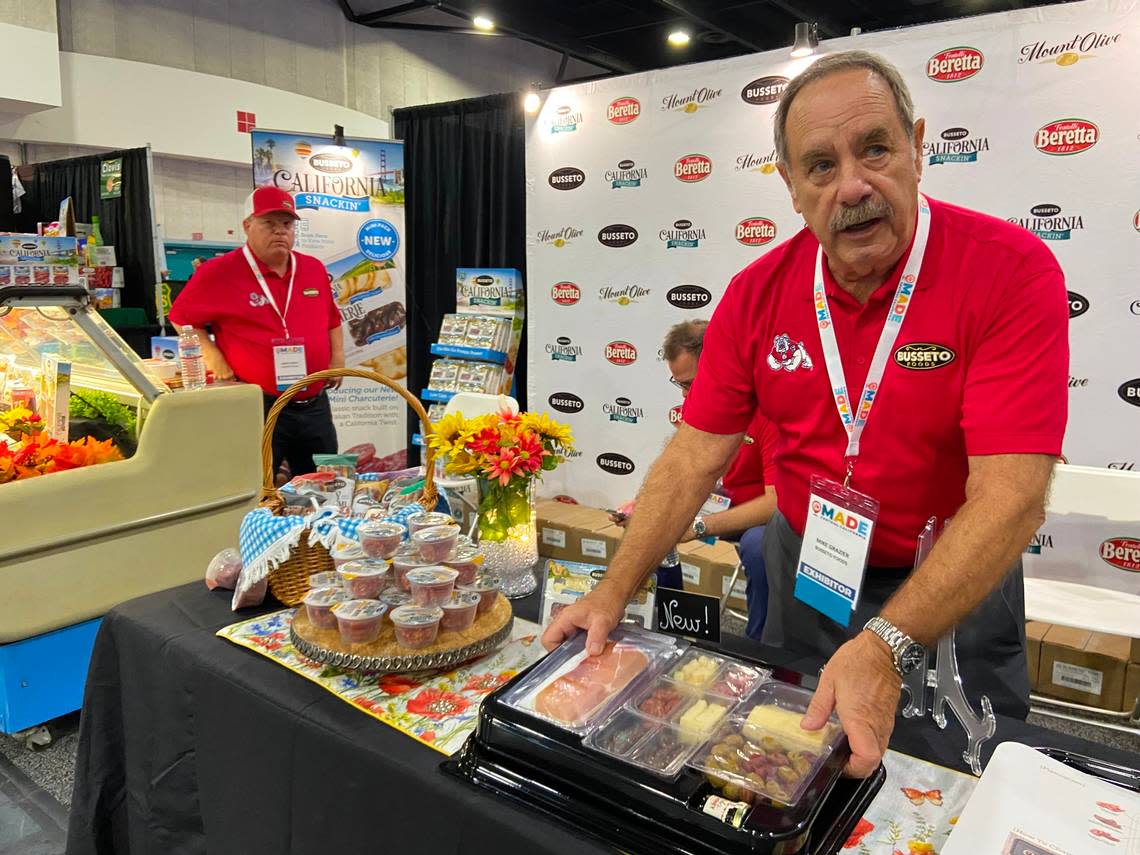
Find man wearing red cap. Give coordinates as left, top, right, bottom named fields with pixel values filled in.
left=169, top=187, right=344, bottom=475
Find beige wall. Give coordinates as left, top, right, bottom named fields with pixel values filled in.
left=1, top=0, right=57, bottom=32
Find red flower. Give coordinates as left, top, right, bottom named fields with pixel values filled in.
left=462, top=671, right=516, bottom=693
left=354, top=697, right=385, bottom=714
left=483, top=448, right=527, bottom=486
left=843, top=818, right=874, bottom=849
left=377, top=674, right=423, bottom=695
left=405, top=688, right=473, bottom=720
left=421, top=730, right=436, bottom=742
left=514, top=430, right=549, bottom=474
left=468, top=426, right=502, bottom=456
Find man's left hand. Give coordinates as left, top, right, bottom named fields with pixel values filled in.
left=800, top=631, right=900, bottom=778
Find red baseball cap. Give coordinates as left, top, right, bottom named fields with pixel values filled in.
left=245, top=186, right=299, bottom=220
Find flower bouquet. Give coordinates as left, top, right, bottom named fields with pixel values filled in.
left=0, top=404, right=123, bottom=485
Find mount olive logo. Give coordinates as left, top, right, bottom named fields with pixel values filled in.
left=550, top=282, right=581, bottom=306
left=894, top=343, right=956, bottom=370
left=735, top=151, right=779, bottom=174
left=660, top=86, right=722, bottom=114
left=667, top=284, right=712, bottom=309
left=548, top=167, right=585, bottom=190
left=309, top=153, right=353, bottom=174
left=597, top=453, right=636, bottom=475
left=605, top=341, right=638, bottom=365
left=740, top=76, right=789, bottom=105
left=1021, top=32, right=1122, bottom=66
left=598, top=224, right=638, bottom=248
left=537, top=225, right=583, bottom=248
left=674, top=154, right=712, bottom=183
left=1100, top=538, right=1140, bottom=573
left=607, top=96, right=641, bottom=124
left=927, top=47, right=984, bottom=82
left=1035, top=119, right=1098, bottom=155
left=1008, top=203, right=1084, bottom=240
left=736, top=217, right=777, bottom=246
left=1067, top=291, right=1089, bottom=318
left=599, top=285, right=650, bottom=305
left=548, top=392, right=584, bottom=413
left=1119, top=378, right=1140, bottom=407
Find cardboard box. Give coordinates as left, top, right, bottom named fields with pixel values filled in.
left=1131, top=638, right=1140, bottom=664
left=0, top=234, right=79, bottom=264
left=1125, top=663, right=1140, bottom=714
left=684, top=539, right=744, bottom=609
left=677, top=542, right=705, bottom=594
left=1026, top=621, right=1049, bottom=691
left=1039, top=626, right=1131, bottom=711
left=536, top=501, right=595, bottom=562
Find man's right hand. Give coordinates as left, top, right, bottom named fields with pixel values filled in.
left=540, top=580, right=627, bottom=655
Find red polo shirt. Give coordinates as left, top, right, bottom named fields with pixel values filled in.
left=684, top=198, right=1068, bottom=566
left=720, top=411, right=778, bottom=505
left=169, top=247, right=341, bottom=399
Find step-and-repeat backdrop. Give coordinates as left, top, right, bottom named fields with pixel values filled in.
left=525, top=0, right=1140, bottom=508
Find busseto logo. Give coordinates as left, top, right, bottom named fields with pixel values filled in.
left=669, top=405, right=684, bottom=426
left=736, top=217, right=777, bottom=246
left=537, top=225, right=583, bottom=248
left=606, top=159, right=647, bottom=189
left=660, top=218, right=706, bottom=249
left=547, top=104, right=582, bottom=134
left=927, top=47, right=984, bottom=82
left=674, top=154, right=712, bottom=183
left=1035, top=119, right=1099, bottom=155
left=735, top=150, right=779, bottom=174
left=546, top=336, right=582, bottom=362
left=605, top=341, right=638, bottom=365
left=548, top=166, right=585, bottom=190
left=607, top=96, right=641, bottom=124
left=740, top=76, right=789, bottom=105
left=599, top=285, right=650, bottom=305
left=1119, top=378, right=1140, bottom=407
left=548, top=392, right=584, bottom=413
left=309, top=153, right=353, bottom=174
left=1067, top=290, right=1090, bottom=318
left=661, top=86, right=722, bottom=114
left=598, top=224, right=638, bottom=248
left=894, top=343, right=956, bottom=370
left=925, top=126, right=989, bottom=165
left=1021, top=31, right=1122, bottom=66
left=1100, top=537, right=1140, bottom=573
left=1008, top=203, right=1084, bottom=241
left=474, top=274, right=494, bottom=286
left=550, top=281, right=581, bottom=306
left=604, top=396, right=644, bottom=424
left=667, top=284, right=712, bottom=309
left=597, top=453, right=635, bottom=475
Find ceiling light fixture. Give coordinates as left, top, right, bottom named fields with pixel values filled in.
left=472, top=14, right=494, bottom=31
left=790, top=22, right=819, bottom=58
left=667, top=30, right=691, bottom=47
left=523, top=90, right=541, bottom=114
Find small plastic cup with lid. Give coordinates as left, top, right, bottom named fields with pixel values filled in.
left=379, top=587, right=412, bottom=619
left=330, top=541, right=366, bottom=569
left=406, top=566, right=460, bottom=607
left=443, top=545, right=484, bottom=585
left=412, top=525, right=460, bottom=563
left=458, top=573, right=501, bottom=615
left=439, top=590, right=481, bottom=632
left=337, top=559, right=389, bottom=599
left=303, top=587, right=351, bottom=629
left=390, top=605, right=444, bottom=649
left=331, top=599, right=388, bottom=644
left=358, top=520, right=405, bottom=559
left=392, top=553, right=431, bottom=591
left=308, top=571, right=342, bottom=592
left=406, top=511, right=457, bottom=535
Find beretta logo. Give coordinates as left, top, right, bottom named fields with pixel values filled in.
left=1008, top=203, right=1085, bottom=241
left=605, top=340, right=638, bottom=365
left=1035, top=119, right=1099, bottom=155
left=894, top=342, right=956, bottom=370
left=548, top=166, right=585, bottom=190
left=548, top=104, right=582, bottom=134
left=604, top=396, right=644, bottom=424
left=607, top=96, right=641, bottom=124
left=924, top=126, right=989, bottom=165
left=551, top=281, right=581, bottom=305
left=1066, top=290, right=1090, bottom=318
left=537, top=225, right=583, bottom=248
left=661, top=86, right=722, bottom=114
left=546, top=336, right=582, bottom=362
left=736, top=217, right=777, bottom=246
left=309, top=153, right=353, bottom=174
left=669, top=404, right=684, bottom=425
left=1020, top=31, right=1122, bottom=66
left=1100, top=537, right=1140, bottom=572
left=667, top=284, right=712, bottom=309
left=599, top=284, right=650, bottom=305
left=660, top=218, right=706, bottom=249
left=1119, top=378, right=1140, bottom=407
left=675, top=154, right=712, bottom=183
left=598, top=224, right=638, bottom=248
left=606, top=158, right=647, bottom=189
left=596, top=453, right=636, bottom=475
left=548, top=392, right=584, bottom=413
left=736, top=150, right=779, bottom=174
left=741, top=76, right=789, bottom=105
left=927, top=47, right=984, bottom=82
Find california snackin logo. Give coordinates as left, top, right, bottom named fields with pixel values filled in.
left=550, top=282, right=581, bottom=306
left=547, top=167, right=585, bottom=190
left=1100, top=538, right=1140, bottom=572
left=809, top=498, right=871, bottom=538
left=674, top=154, right=712, bottom=183
left=660, top=219, right=706, bottom=249
left=537, top=225, right=583, bottom=248
left=607, top=96, right=641, bottom=124
left=606, top=159, right=647, bottom=189
left=1020, top=32, right=1122, bottom=66
left=924, top=126, right=989, bottom=165
left=603, top=396, right=644, bottom=424
left=661, top=86, right=722, bottom=114
left=605, top=341, right=638, bottom=365
left=546, top=336, right=582, bottom=362
left=736, top=217, right=777, bottom=246
left=599, top=285, right=650, bottom=305
left=894, top=342, right=956, bottom=370
left=1035, top=119, right=1099, bottom=155
left=926, top=47, right=984, bottom=82
left=740, top=76, right=789, bottom=105
left=735, top=151, right=779, bottom=174
left=547, top=104, right=582, bottom=134
left=1008, top=203, right=1084, bottom=241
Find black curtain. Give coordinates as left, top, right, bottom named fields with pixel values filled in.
left=394, top=93, right=526, bottom=456
left=19, top=147, right=159, bottom=324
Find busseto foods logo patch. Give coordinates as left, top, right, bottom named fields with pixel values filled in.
left=1067, top=291, right=1090, bottom=318
left=669, top=405, right=684, bottom=425
left=894, top=343, right=956, bottom=370
left=735, top=151, right=779, bottom=174
left=1119, top=378, right=1140, bottom=407
left=309, top=153, right=353, bottom=174
left=924, top=126, right=989, bottom=165
left=605, top=341, right=638, bottom=365
left=674, top=154, right=712, bottom=183
left=599, top=285, right=650, bottom=305
left=1021, top=31, right=1122, bottom=66
left=598, top=224, right=638, bottom=248
left=661, top=86, right=722, bottom=114
left=660, top=219, right=706, bottom=249
left=1100, top=537, right=1140, bottom=572
left=548, top=166, right=585, bottom=190
left=551, top=282, right=581, bottom=306
left=736, top=217, right=777, bottom=246
left=548, top=104, right=582, bottom=134
left=1008, top=203, right=1084, bottom=241
left=604, top=397, right=643, bottom=424
left=667, top=284, right=712, bottom=309
left=607, top=96, right=641, bottom=124
left=606, top=159, right=647, bottom=189
left=596, top=453, right=636, bottom=475
left=1035, top=119, right=1099, bottom=155
left=537, top=225, right=583, bottom=248
left=546, top=336, right=582, bottom=362
left=548, top=392, right=584, bottom=413
left=740, top=76, right=789, bottom=105
left=927, top=47, right=984, bottom=82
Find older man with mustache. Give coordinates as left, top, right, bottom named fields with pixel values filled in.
left=543, top=50, right=1068, bottom=778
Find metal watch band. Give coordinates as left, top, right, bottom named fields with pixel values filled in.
left=864, top=616, right=912, bottom=670
left=692, top=516, right=707, bottom=537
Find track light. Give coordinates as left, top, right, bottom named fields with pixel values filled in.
left=791, top=22, right=819, bottom=58
left=667, top=30, right=691, bottom=47
left=523, top=90, right=541, bottom=114
left=472, top=14, right=494, bottom=31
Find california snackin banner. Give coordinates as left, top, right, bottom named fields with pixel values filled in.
left=252, top=131, right=409, bottom=467
left=526, top=0, right=1140, bottom=508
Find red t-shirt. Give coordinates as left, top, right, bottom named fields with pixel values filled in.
left=169, top=247, right=341, bottom=399
left=684, top=198, right=1068, bottom=566
left=720, top=411, right=778, bottom=505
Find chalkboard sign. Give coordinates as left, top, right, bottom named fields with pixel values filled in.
left=655, top=586, right=720, bottom=643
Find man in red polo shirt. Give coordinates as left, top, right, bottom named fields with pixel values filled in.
left=544, top=50, right=1067, bottom=778
left=169, top=187, right=345, bottom=476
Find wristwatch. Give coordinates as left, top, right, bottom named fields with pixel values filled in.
left=692, top=516, right=707, bottom=538
left=863, top=616, right=925, bottom=676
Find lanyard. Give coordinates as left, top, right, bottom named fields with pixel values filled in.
left=813, top=194, right=931, bottom=485
left=243, top=244, right=296, bottom=338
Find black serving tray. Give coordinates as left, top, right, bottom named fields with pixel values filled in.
left=443, top=652, right=885, bottom=855
left=1035, top=747, right=1140, bottom=793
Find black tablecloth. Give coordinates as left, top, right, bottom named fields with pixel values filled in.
left=66, top=582, right=1140, bottom=855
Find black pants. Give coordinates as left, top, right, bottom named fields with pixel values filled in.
left=263, top=391, right=338, bottom=477
left=759, top=510, right=1030, bottom=720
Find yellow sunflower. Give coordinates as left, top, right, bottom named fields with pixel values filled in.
left=518, top=411, right=574, bottom=449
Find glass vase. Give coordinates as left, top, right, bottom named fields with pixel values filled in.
left=476, top=476, right=538, bottom=599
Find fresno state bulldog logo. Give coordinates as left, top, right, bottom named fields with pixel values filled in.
left=249, top=291, right=269, bottom=308
left=767, top=333, right=813, bottom=372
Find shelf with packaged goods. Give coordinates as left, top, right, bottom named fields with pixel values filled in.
left=421, top=388, right=456, bottom=403
left=429, top=343, right=508, bottom=364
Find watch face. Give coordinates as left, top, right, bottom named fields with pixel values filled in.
left=899, top=642, right=926, bottom=674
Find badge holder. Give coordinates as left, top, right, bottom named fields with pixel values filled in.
left=272, top=337, right=307, bottom=392
left=899, top=517, right=996, bottom=775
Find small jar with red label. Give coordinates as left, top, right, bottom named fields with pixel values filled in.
left=336, top=559, right=389, bottom=599
left=439, top=590, right=481, bottom=632
left=406, top=511, right=457, bottom=535
left=330, top=599, right=388, bottom=644
left=392, top=553, right=431, bottom=592
left=458, top=573, right=501, bottom=615
left=406, top=566, right=459, bottom=607
left=302, top=587, right=351, bottom=629
left=443, top=545, right=484, bottom=585
left=412, top=525, right=460, bottom=563
left=358, top=521, right=405, bottom=559
left=390, top=605, right=444, bottom=649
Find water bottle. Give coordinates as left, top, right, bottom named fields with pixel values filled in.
left=178, top=326, right=206, bottom=391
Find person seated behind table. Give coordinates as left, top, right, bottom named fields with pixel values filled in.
left=610, top=319, right=778, bottom=638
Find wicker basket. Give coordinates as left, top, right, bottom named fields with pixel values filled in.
left=259, top=367, right=437, bottom=606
